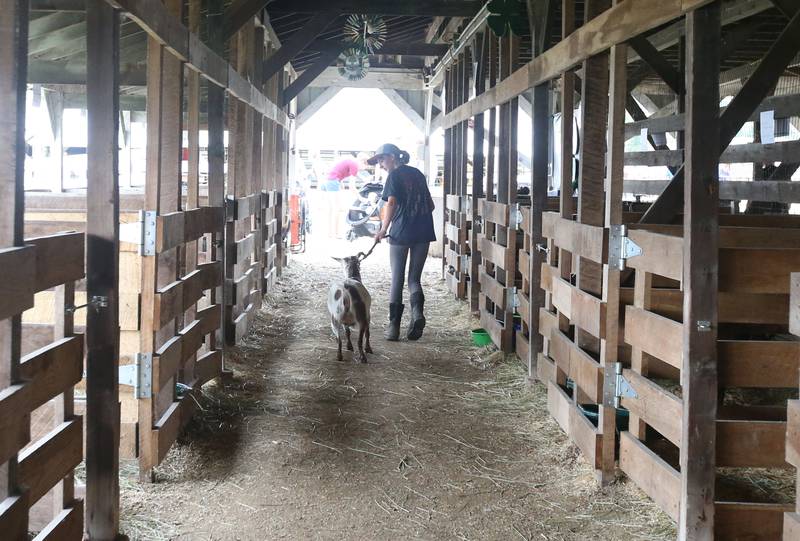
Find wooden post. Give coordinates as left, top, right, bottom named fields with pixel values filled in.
left=184, top=0, right=201, bottom=383
left=85, top=1, right=121, bottom=537
left=442, top=67, right=453, bottom=278
left=599, top=19, right=626, bottom=486
left=207, top=0, right=225, bottom=353
left=470, top=32, right=488, bottom=313
left=529, top=82, right=549, bottom=374
left=680, top=2, right=720, bottom=539
left=0, top=1, right=29, bottom=537
left=556, top=0, right=575, bottom=346
left=487, top=36, right=497, bottom=202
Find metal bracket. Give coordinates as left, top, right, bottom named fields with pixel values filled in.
left=118, top=352, right=152, bottom=399
left=535, top=243, right=550, bottom=255
left=613, top=362, right=638, bottom=408
left=506, top=286, right=520, bottom=310
left=608, top=224, right=643, bottom=271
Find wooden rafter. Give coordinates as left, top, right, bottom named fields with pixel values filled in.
left=641, top=5, right=800, bottom=224
left=628, top=35, right=682, bottom=95
left=266, top=0, right=483, bottom=16
left=262, top=12, right=335, bottom=82
left=280, top=44, right=346, bottom=106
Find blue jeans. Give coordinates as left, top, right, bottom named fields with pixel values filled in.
left=321, top=180, right=340, bottom=192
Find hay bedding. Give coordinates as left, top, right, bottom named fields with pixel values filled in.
left=119, top=240, right=675, bottom=540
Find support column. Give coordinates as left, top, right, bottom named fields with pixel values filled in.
left=85, top=1, right=121, bottom=537
left=680, top=2, right=721, bottom=539
left=0, top=1, right=29, bottom=537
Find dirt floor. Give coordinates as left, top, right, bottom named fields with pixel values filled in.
left=119, top=233, right=676, bottom=540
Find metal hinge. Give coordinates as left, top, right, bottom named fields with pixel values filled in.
left=512, top=204, right=524, bottom=230
left=613, top=362, right=637, bottom=408
left=608, top=224, right=643, bottom=271
left=118, top=352, right=152, bottom=398
left=506, top=286, right=520, bottom=310
left=119, top=210, right=156, bottom=256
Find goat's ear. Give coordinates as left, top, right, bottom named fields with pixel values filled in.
left=331, top=256, right=342, bottom=263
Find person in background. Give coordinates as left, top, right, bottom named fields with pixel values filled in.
left=371, top=144, right=436, bottom=342
left=324, top=154, right=361, bottom=238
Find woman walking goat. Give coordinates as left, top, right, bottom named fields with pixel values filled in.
left=369, top=144, right=436, bottom=342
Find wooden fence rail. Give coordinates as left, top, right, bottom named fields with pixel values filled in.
left=0, top=232, right=86, bottom=538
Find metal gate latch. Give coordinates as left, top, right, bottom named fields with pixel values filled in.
left=608, top=224, right=643, bottom=271
left=614, top=362, right=637, bottom=408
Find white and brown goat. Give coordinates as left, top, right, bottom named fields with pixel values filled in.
left=328, top=255, right=372, bottom=362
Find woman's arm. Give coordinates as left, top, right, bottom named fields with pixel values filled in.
left=376, top=196, right=397, bottom=241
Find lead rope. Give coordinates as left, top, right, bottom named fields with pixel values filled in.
left=357, top=235, right=390, bottom=261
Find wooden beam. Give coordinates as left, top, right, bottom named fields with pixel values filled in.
left=624, top=92, right=800, bottom=138
left=280, top=45, right=347, bottom=106
left=296, top=86, right=340, bottom=127
left=441, top=0, right=715, bottom=130
left=627, top=0, right=775, bottom=63
left=308, top=67, right=425, bottom=89
left=223, top=0, right=266, bottom=40
left=262, top=12, right=335, bottom=81
left=306, top=39, right=450, bottom=57
left=266, top=0, right=483, bottom=16
left=85, top=1, right=121, bottom=538
left=624, top=179, right=800, bottom=202
left=640, top=7, right=800, bottom=224
left=628, top=35, right=682, bottom=94
left=680, top=2, right=720, bottom=539
left=381, top=88, right=425, bottom=132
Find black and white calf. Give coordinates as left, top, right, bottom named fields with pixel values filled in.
left=328, top=255, right=372, bottom=362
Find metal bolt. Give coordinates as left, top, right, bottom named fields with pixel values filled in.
left=696, top=320, right=711, bottom=332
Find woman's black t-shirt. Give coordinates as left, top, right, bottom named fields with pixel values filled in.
left=381, top=165, right=437, bottom=245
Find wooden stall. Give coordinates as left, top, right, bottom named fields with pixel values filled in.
left=3, top=0, right=292, bottom=535
left=787, top=272, right=800, bottom=540
left=619, top=219, right=800, bottom=539
left=434, top=0, right=800, bottom=537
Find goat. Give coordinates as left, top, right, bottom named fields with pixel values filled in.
left=328, top=255, right=372, bottom=362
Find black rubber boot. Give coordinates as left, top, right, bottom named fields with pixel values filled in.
left=407, top=292, right=426, bottom=341
left=384, top=303, right=404, bottom=341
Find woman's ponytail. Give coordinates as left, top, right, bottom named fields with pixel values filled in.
left=397, top=150, right=410, bottom=165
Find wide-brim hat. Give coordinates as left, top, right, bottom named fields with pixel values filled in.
left=366, top=143, right=402, bottom=165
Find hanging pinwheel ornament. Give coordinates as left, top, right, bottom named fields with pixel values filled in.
left=486, top=0, right=527, bottom=37
left=337, top=47, right=371, bottom=81
left=337, top=14, right=387, bottom=81
left=343, top=14, right=387, bottom=54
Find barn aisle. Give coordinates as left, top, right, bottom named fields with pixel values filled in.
left=118, top=240, right=674, bottom=540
